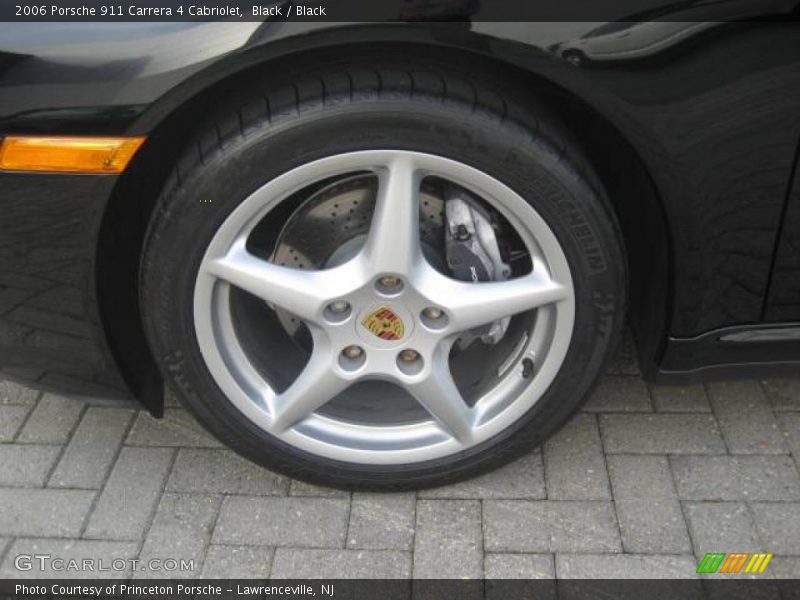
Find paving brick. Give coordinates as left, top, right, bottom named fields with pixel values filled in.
left=485, top=553, right=554, bottom=578
left=166, top=448, right=288, bottom=495
left=126, top=409, right=221, bottom=448
left=201, top=545, right=274, bottom=578
left=0, top=444, right=60, bottom=487
left=605, top=329, right=640, bottom=376
left=708, top=381, right=786, bottom=454
left=651, top=385, right=711, bottom=413
left=0, top=380, right=39, bottom=405
left=135, top=493, right=220, bottom=579
left=0, top=538, right=138, bottom=579
left=607, top=455, right=690, bottom=553
left=487, top=501, right=549, bottom=551
left=671, top=455, right=800, bottom=501
left=0, top=404, right=30, bottom=441
left=16, top=393, right=82, bottom=444
left=607, top=455, right=677, bottom=499
left=767, top=556, right=800, bottom=578
left=544, top=415, right=610, bottom=500
left=49, top=407, right=133, bottom=489
left=0, top=538, right=9, bottom=560
left=0, top=488, right=94, bottom=537
left=271, top=548, right=411, bottom=578
left=761, top=379, right=800, bottom=412
left=289, top=480, right=350, bottom=497
left=347, top=493, right=415, bottom=550
left=556, top=554, right=699, bottom=579
left=584, top=377, right=651, bottom=413
left=778, top=413, right=800, bottom=464
left=420, top=452, right=545, bottom=499
left=751, top=503, right=800, bottom=554
left=213, top=496, right=349, bottom=548
left=599, top=414, right=726, bottom=454
left=413, top=500, right=482, bottom=578
left=683, top=502, right=762, bottom=554
left=484, top=501, right=621, bottom=553
left=614, top=498, right=691, bottom=553
left=84, top=447, right=174, bottom=540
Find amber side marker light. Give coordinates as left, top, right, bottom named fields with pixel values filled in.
left=0, top=135, right=146, bottom=174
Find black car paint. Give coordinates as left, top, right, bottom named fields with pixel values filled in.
left=0, top=16, right=799, bottom=412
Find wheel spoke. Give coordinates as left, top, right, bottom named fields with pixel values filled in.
left=203, top=240, right=351, bottom=322
left=407, top=349, right=475, bottom=444
left=361, top=154, right=422, bottom=274
left=424, top=265, right=568, bottom=332
left=269, top=343, right=350, bottom=432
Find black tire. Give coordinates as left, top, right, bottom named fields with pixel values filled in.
left=140, top=54, right=626, bottom=490
left=562, top=49, right=589, bottom=67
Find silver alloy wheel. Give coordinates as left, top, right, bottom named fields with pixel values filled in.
left=193, top=150, right=575, bottom=464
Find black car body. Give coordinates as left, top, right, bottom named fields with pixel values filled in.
left=1, top=13, right=800, bottom=420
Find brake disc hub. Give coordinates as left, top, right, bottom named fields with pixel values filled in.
left=271, top=173, right=513, bottom=348
left=271, top=174, right=445, bottom=339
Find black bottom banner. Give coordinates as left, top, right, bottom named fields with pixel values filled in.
left=1, top=579, right=800, bottom=600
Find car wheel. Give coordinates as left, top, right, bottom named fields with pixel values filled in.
left=140, top=59, right=626, bottom=489
left=562, top=49, right=589, bottom=67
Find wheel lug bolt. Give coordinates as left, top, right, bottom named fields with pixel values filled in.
left=399, top=349, right=419, bottom=362
left=329, top=300, right=350, bottom=313
left=379, top=276, right=400, bottom=289
left=343, top=345, right=363, bottom=359
left=423, top=307, right=443, bottom=320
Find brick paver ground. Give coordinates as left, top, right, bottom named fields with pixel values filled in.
left=1, top=332, right=799, bottom=579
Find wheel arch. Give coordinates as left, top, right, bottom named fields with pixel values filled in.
left=97, top=35, right=672, bottom=413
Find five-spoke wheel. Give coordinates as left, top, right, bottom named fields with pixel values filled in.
left=193, top=151, right=574, bottom=463
left=141, top=59, right=625, bottom=488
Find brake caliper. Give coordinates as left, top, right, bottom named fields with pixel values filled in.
left=444, top=185, right=512, bottom=346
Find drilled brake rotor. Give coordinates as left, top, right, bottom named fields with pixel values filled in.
left=271, top=174, right=446, bottom=338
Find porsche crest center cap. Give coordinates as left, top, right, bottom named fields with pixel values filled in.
left=357, top=304, right=414, bottom=348
left=362, top=306, right=404, bottom=340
